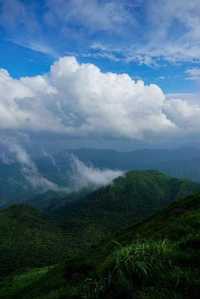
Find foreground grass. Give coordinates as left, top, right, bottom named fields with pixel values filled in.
left=94, top=239, right=200, bottom=299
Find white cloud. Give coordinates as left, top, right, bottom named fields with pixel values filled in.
left=1, top=0, right=200, bottom=64
left=10, top=38, right=59, bottom=58
left=0, top=56, right=176, bottom=139
left=185, top=68, right=200, bottom=80
left=167, top=93, right=199, bottom=101
left=1, top=56, right=200, bottom=141
left=0, top=68, right=65, bottom=132
left=142, top=0, right=200, bottom=62
left=3, top=139, right=69, bottom=193
left=70, top=155, right=123, bottom=191
left=0, top=0, right=57, bottom=58
left=88, top=0, right=200, bottom=65
left=45, top=0, right=135, bottom=33
left=164, top=98, right=200, bottom=133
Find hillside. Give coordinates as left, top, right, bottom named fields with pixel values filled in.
left=2, top=147, right=200, bottom=205
left=116, top=192, right=200, bottom=244
left=1, top=192, right=200, bottom=298
left=95, top=192, right=200, bottom=298
left=52, top=170, right=200, bottom=247
left=0, top=205, right=69, bottom=278
left=1, top=170, right=199, bottom=280
left=0, top=171, right=200, bottom=299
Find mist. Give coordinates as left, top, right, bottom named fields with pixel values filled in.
left=5, top=141, right=69, bottom=194
left=70, top=155, right=124, bottom=191
left=0, top=138, right=124, bottom=197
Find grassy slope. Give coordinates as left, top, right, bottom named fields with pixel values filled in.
left=0, top=205, right=70, bottom=278
left=116, top=192, right=200, bottom=243
left=52, top=170, right=200, bottom=247
left=4, top=170, right=196, bottom=279
left=2, top=193, right=200, bottom=298
left=96, top=192, right=200, bottom=299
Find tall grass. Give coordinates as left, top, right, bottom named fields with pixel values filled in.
left=87, top=240, right=176, bottom=299
left=103, top=240, right=174, bottom=281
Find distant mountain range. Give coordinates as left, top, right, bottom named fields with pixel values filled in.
left=1, top=147, right=200, bottom=206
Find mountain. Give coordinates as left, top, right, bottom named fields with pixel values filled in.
left=95, top=192, right=200, bottom=298
left=0, top=162, right=28, bottom=205
left=68, top=147, right=200, bottom=178
left=1, top=170, right=199, bottom=280
left=0, top=204, right=69, bottom=278
left=2, top=147, right=200, bottom=206
left=1, top=192, right=200, bottom=298
left=51, top=170, right=200, bottom=248
left=117, top=190, right=200, bottom=244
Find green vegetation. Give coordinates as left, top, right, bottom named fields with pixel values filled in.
left=1, top=172, right=200, bottom=298
left=93, top=193, right=200, bottom=298
left=52, top=170, right=200, bottom=247
left=2, top=192, right=200, bottom=298
left=0, top=204, right=69, bottom=278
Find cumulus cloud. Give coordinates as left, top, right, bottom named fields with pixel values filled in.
left=70, top=155, right=123, bottom=191
left=0, top=56, right=173, bottom=139
left=0, top=56, right=200, bottom=141
left=164, top=98, right=200, bottom=133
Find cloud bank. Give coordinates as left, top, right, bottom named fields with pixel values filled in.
left=1, top=55, right=200, bottom=142
left=70, top=155, right=123, bottom=191
left=1, top=139, right=124, bottom=193
left=3, top=139, right=69, bottom=193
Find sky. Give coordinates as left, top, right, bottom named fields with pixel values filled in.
left=0, top=0, right=200, bottom=150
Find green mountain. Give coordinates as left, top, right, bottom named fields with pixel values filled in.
left=1, top=170, right=199, bottom=278
left=1, top=192, right=200, bottom=299
left=51, top=170, right=200, bottom=247
left=3, top=147, right=200, bottom=206
left=0, top=205, right=69, bottom=278
left=1, top=171, right=200, bottom=298
left=95, top=192, right=200, bottom=299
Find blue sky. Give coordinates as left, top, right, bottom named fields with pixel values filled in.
left=0, top=0, right=200, bottom=94
left=1, top=0, right=200, bottom=149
